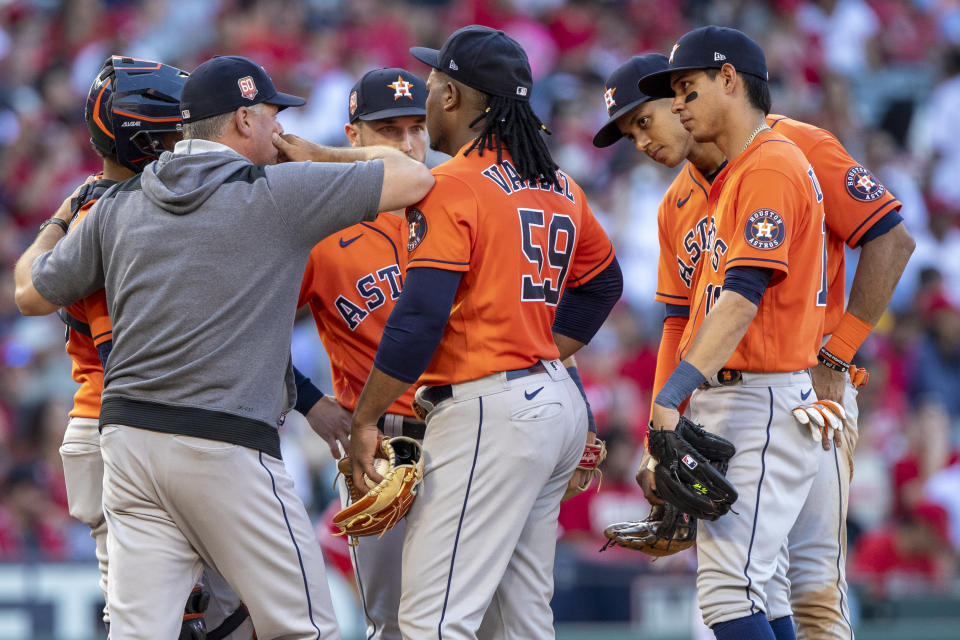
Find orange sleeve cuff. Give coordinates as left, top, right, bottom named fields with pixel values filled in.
left=824, top=311, right=874, bottom=364
left=650, top=315, right=687, bottom=420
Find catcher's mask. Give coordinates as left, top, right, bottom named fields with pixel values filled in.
left=85, top=55, right=189, bottom=173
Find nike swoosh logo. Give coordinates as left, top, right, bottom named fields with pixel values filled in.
left=339, top=234, right=362, bottom=248
left=677, top=190, right=693, bottom=208
left=524, top=386, right=544, bottom=401
left=800, top=388, right=812, bottom=401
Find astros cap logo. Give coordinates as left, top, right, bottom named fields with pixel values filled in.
left=388, top=75, right=414, bottom=101
left=604, top=87, right=616, bottom=111
left=844, top=165, right=886, bottom=202
left=669, top=42, right=680, bottom=63
left=238, top=76, right=258, bottom=100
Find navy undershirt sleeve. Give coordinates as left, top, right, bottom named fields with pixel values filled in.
left=722, top=266, right=773, bottom=306
left=857, top=211, right=903, bottom=246
left=374, top=267, right=462, bottom=384
left=293, top=365, right=325, bottom=414
left=553, top=256, right=623, bottom=344
left=665, top=303, right=690, bottom=319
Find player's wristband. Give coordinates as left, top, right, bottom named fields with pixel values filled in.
left=39, top=218, right=69, bottom=234
left=817, top=347, right=850, bottom=373
left=823, top=312, right=874, bottom=365
left=654, top=360, right=706, bottom=410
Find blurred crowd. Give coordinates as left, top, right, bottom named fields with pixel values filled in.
left=2, top=0, right=960, bottom=625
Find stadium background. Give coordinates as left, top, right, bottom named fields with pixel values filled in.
left=0, top=0, right=958, bottom=638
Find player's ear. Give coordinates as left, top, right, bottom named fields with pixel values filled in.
left=443, top=80, right=460, bottom=113
left=719, top=63, right=738, bottom=94
left=234, top=106, right=253, bottom=138
left=345, top=123, right=361, bottom=148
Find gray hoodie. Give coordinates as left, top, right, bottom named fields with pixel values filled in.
left=33, top=142, right=383, bottom=457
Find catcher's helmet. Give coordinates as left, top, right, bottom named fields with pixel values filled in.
left=85, top=55, right=189, bottom=172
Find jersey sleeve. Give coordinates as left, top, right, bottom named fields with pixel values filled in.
left=806, top=135, right=902, bottom=248
left=723, top=168, right=806, bottom=280
left=564, top=200, right=614, bottom=288
left=654, top=200, right=691, bottom=304
left=406, top=173, right=476, bottom=273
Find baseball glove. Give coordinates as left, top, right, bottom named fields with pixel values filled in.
left=562, top=438, right=607, bottom=501
left=674, top=415, right=736, bottom=474
left=333, top=436, right=424, bottom=544
left=601, top=503, right=697, bottom=556
left=648, top=423, right=738, bottom=521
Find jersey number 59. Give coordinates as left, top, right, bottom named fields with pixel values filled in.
left=518, top=208, right=576, bottom=305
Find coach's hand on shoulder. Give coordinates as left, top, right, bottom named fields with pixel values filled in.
left=304, top=396, right=352, bottom=459
left=349, top=418, right=385, bottom=487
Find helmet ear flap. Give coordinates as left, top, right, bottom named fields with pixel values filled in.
left=85, top=57, right=118, bottom=160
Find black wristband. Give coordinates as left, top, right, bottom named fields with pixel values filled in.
left=39, top=218, right=69, bottom=234
left=817, top=347, right=850, bottom=373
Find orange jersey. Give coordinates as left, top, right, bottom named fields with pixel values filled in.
left=679, top=130, right=826, bottom=372
left=655, top=162, right=714, bottom=306
left=767, top=114, right=902, bottom=335
left=406, top=142, right=615, bottom=386
left=298, top=212, right=416, bottom=416
left=62, top=179, right=116, bottom=419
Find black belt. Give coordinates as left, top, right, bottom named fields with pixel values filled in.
left=376, top=414, right=426, bottom=440
left=416, top=361, right=549, bottom=415
left=717, top=368, right=741, bottom=385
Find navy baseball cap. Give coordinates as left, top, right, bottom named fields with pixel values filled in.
left=637, top=26, right=768, bottom=99
left=593, top=54, right=669, bottom=148
left=180, top=55, right=305, bottom=123
left=349, top=68, right=427, bottom=123
left=410, top=25, right=532, bottom=101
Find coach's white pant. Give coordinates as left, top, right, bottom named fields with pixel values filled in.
left=339, top=476, right=406, bottom=640
left=399, top=361, right=586, bottom=640
left=690, top=371, right=821, bottom=629
left=766, top=382, right=860, bottom=638
left=60, top=417, right=109, bottom=623
left=100, top=424, right=340, bottom=640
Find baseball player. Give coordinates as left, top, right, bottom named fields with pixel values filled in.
left=14, top=54, right=433, bottom=639
left=289, top=66, right=430, bottom=640
left=599, top=51, right=914, bottom=638
left=635, top=27, right=829, bottom=639
left=51, top=55, right=253, bottom=640
left=340, top=25, right=622, bottom=640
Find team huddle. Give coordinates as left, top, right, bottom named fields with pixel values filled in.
left=11, top=21, right=912, bottom=640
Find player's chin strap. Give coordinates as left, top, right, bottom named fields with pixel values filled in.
left=206, top=604, right=251, bottom=640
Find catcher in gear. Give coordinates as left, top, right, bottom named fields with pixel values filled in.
left=334, top=436, right=425, bottom=543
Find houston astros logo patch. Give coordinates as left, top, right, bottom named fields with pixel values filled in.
left=744, top=209, right=786, bottom=250
left=407, top=208, right=427, bottom=251
left=388, top=75, right=414, bottom=100
left=844, top=165, right=885, bottom=202
left=238, top=76, right=258, bottom=100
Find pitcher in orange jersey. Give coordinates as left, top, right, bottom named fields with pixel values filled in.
left=603, top=49, right=914, bottom=639
left=345, top=26, right=622, bottom=640
left=635, top=27, right=836, bottom=638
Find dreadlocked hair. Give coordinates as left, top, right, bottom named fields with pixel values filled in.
left=466, top=95, right=560, bottom=190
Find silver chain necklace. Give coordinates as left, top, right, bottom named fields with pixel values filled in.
left=741, top=123, right=771, bottom=154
